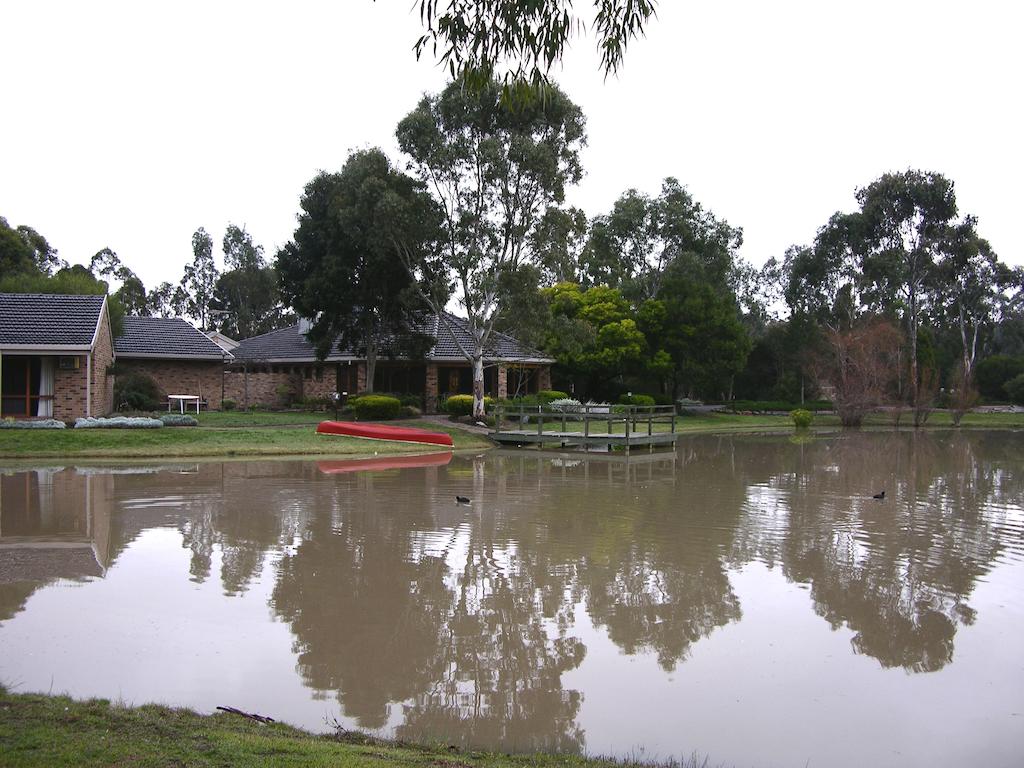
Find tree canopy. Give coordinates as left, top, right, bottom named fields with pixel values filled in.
left=397, top=77, right=586, bottom=415
left=408, top=0, right=658, bottom=94
left=276, top=148, right=441, bottom=390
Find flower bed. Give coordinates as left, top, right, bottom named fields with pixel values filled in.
left=74, top=416, right=164, bottom=429
left=0, top=419, right=66, bottom=429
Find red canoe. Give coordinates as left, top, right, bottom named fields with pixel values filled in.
left=317, top=452, right=453, bottom=475
left=316, top=420, right=454, bottom=447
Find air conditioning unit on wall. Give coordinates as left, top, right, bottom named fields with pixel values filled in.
left=58, top=356, right=80, bottom=370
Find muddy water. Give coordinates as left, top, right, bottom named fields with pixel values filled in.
left=1, top=431, right=1023, bottom=767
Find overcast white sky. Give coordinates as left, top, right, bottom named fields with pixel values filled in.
left=2, top=0, right=1021, bottom=292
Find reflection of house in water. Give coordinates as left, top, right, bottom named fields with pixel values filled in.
left=0, top=468, right=113, bottom=620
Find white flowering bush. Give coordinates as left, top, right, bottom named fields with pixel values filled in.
left=74, top=416, right=163, bottom=429
left=159, top=414, right=198, bottom=427
left=0, top=418, right=66, bottom=429
left=548, top=398, right=582, bottom=412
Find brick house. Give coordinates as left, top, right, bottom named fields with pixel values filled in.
left=227, top=313, right=554, bottom=412
left=114, top=317, right=231, bottom=409
left=0, top=293, right=115, bottom=421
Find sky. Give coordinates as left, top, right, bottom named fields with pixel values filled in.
left=2, top=0, right=1021, bottom=293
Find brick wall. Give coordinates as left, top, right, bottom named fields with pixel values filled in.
left=52, top=358, right=88, bottom=421
left=223, top=367, right=301, bottom=408
left=497, top=365, right=508, bottom=399
left=91, top=307, right=115, bottom=416
left=118, top=359, right=224, bottom=410
left=425, top=363, right=438, bottom=413
left=302, top=365, right=339, bottom=400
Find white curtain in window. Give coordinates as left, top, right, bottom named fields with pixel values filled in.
left=38, top=357, right=55, bottom=417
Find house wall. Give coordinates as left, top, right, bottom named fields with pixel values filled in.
left=50, top=357, right=88, bottom=422
left=118, top=359, right=223, bottom=409
left=91, top=309, right=114, bottom=416
left=223, top=366, right=301, bottom=408
left=301, top=365, right=339, bottom=400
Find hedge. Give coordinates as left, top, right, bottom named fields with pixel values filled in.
left=618, top=394, right=656, bottom=407
left=1004, top=373, right=1024, bottom=405
left=445, top=395, right=495, bottom=417
left=350, top=395, right=401, bottom=420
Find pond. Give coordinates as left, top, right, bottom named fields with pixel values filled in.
left=1, top=431, right=1022, bottom=767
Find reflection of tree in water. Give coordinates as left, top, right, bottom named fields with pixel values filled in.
left=270, top=479, right=452, bottom=731
left=483, top=450, right=744, bottom=673
left=175, top=463, right=314, bottom=594
left=765, top=431, right=1011, bottom=672
left=395, top=498, right=586, bottom=753
left=269, top=465, right=587, bottom=752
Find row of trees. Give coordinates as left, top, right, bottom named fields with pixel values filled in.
left=0, top=217, right=292, bottom=340
left=274, top=79, right=768, bottom=415
left=770, top=170, right=1023, bottom=424
left=6, top=78, right=1022, bottom=421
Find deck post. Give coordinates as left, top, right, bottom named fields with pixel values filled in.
left=648, top=409, right=653, bottom=436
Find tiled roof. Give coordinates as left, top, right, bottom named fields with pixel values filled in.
left=232, top=313, right=552, bottom=363
left=0, top=293, right=105, bottom=348
left=115, top=317, right=229, bottom=360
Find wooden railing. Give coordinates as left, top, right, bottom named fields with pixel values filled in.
left=492, top=403, right=677, bottom=440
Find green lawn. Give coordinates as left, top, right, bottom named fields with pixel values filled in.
left=0, top=418, right=490, bottom=459
left=2, top=410, right=1019, bottom=461
left=0, top=689, right=711, bottom=768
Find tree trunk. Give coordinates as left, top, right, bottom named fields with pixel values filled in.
left=908, top=288, right=918, bottom=412
left=472, top=355, right=485, bottom=420
left=365, top=339, right=377, bottom=394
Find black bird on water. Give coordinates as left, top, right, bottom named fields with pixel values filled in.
left=456, top=495, right=471, bottom=504
left=872, top=490, right=886, bottom=500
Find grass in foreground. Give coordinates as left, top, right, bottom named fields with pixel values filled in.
left=0, top=419, right=490, bottom=459
left=0, top=688, right=714, bottom=768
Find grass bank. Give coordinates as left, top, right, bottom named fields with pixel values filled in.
left=1, top=410, right=1019, bottom=461
left=0, top=688, right=710, bottom=768
left=0, top=418, right=490, bottom=460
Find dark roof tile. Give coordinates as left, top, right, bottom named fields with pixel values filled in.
left=115, top=317, right=228, bottom=360
left=0, top=293, right=105, bottom=347
left=232, top=313, right=551, bottom=363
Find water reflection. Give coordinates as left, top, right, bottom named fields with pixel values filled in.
left=0, top=432, right=1022, bottom=763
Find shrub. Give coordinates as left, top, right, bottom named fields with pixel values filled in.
left=221, top=399, right=237, bottom=411
left=159, top=414, right=198, bottom=427
left=548, top=398, right=582, bottom=412
left=114, top=372, right=161, bottom=411
left=398, top=404, right=422, bottom=419
left=618, top=393, right=656, bottom=407
left=537, top=389, right=569, bottom=403
left=75, top=416, right=163, bottom=429
left=1005, top=373, right=1024, bottom=405
left=351, top=394, right=401, bottom=420
left=376, top=392, right=423, bottom=408
left=445, top=394, right=496, bottom=417
left=975, top=355, right=1024, bottom=401
left=0, top=418, right=66, bottom=429
left=790, top=409, right=814, bottom=429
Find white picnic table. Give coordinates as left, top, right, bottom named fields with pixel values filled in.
left=167, top=394, right=201, bottom=414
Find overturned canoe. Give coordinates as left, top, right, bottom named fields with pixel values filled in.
left=316, top=420, right=454, bottom=447
left=317, top=451, right=453, bottom=475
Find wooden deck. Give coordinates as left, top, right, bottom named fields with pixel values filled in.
left=490, top=404, right=678, bottom=453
